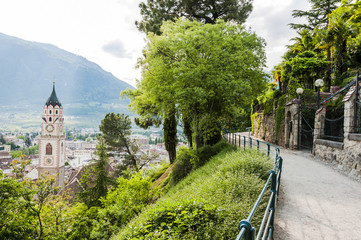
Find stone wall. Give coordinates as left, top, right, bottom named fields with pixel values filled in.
left=313, top=137, right=361, bottom=179
left=313, top=83, right=361, bottom=180
left=252, top=111, right=286, bottom=146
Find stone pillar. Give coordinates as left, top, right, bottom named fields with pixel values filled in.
left=343, top=95, right=355, bottom=141
left=314, top=107, right=326, bottom=141
left=285, top=100, right=301, bottom=149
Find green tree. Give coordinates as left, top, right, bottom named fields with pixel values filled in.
left=78, top=137, right=111, bottom=208
left=25, top=177, right=58, bottom=240
left=17, top=135, right=26, bottom=141
left=125, top=19, right=266, bottom=149
left=10, top=154, right=32, bottom=180
left=0, top=171, right=36, bottom=239
left=290, top=0, right=340, bottom=89
left=284, top=51, right=328, bottom=91
left=99, top=113, right=139, bottom=170
left=136, top=0, right=253, bottom=35
left=0, top=135, right=5, bottom=144
left=322, top=1, right=360, bottom=84
left=290, top=0, right=340, bottom=31
left=7, top=142, right=20, bottom=151
left=89, top=171, right=155, bottom=239
left=25, top=137, right=32, bottom=147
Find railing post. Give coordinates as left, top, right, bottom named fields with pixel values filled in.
left=243, top=136, right=246, bottom=150
left=239, top=135, right=241, bottom=148
left=238, top=220, right=256, bottom=240
left=249, top=137, right=252, bottom=148
left=276, top=156, right=283, bottom=195
left=267, top=143, right=270, bottom=156
left=269, top=170, right=277, bottom=239
left=256, top=140, right=260, bottom=151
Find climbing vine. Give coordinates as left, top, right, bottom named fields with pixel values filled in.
left=275, top=95, right=287, bottom=140
left=251, top=112, right=259, bottom=134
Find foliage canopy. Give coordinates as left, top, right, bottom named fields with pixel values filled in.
left=136, top=0, right=254, bottom=34
left=124, top=19, right=267, bottom=149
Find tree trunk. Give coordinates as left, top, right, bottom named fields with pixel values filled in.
left=325, top=47, right=332, bottom=91
left=335, top=40, right=347, bottom=85
left=183, top=116, right=193, bottom=147
left=164, top=108, right=177, bottom=163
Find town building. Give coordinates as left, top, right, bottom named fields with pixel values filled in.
left=38, top=83, right=65, bottom=187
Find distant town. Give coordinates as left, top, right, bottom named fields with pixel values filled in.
left=0, top=127, right=186, bottom=184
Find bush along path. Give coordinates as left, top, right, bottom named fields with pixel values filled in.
left=113, top=141, right=274, bottom=240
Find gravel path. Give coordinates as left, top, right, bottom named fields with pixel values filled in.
left=274, top=148, right=361, bottom=240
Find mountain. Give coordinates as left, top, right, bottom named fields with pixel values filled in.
left=0, top=33, right=134, bottom=129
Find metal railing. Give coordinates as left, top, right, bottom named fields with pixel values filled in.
left=223, top=131, right=283, bottom=240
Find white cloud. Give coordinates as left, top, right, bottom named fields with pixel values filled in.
left=246, top=0, right=311, bottom=70
left=0, top=0, right=311, bottom=86
left=102, top=39, right=133, bottom=59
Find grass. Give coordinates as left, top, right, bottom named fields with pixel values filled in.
left=112, top=147, right=273, bottom=240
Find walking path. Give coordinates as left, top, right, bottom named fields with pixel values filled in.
left=231, top=132, right=361, bottom=239
left=273, top=147, right=361, bottom=240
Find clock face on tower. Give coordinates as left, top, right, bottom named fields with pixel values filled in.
left=46, top=158, right=53, bottom=165
left=46, top=124, right=54, bottom=132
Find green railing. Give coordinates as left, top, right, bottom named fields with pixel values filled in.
left=223, top=131, right=283, bottom=240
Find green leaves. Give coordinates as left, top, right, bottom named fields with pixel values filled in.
left=124, top=198, right=221, bottom=239
left=136, top=0, right=253, bottom=35
left=131, top=19, right=267, bottom=148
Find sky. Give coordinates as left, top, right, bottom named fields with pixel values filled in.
left=0, top=0, right=310, bottom=87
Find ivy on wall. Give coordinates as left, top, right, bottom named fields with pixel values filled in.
left=275, top=95, right=287, bottom=140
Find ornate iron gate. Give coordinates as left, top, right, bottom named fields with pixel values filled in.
left=299, top=105, right=317, bottom=151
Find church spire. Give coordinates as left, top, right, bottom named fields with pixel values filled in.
left=45, top=82, right=62, bottom=107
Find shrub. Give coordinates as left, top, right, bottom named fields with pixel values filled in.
left=275, top=95, right=287, bottom=139
left=114, top=149, right=273, bottom=240
left=146, top=161, right=170, bottom=182
left=169, top=147, right=194, bottom=186
left=192, top=140, right=235, bottom=169
left=170, top=141, right=235, bottom=186
left=123, top=198, right=221, bottom=239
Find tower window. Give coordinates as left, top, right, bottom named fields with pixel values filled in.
left=56, top=110, right=58, bottom=114
left=46, top=143, right=52, bottom=155
left=49, top=117, right=52, bottom=122
left=50, top=110, right=52, bottom=114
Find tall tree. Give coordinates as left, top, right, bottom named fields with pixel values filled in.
left=99, top=113, right=138, bottom=171
left=136, top=0, right=253, bottom=35
left=290, top=0, right=340, bottom=31
left=290, top=0, right=341, bottom=89
left=78, top=137, right=111, bottom=207
left=0, top=171, right=36, bottom=239
left=134, top=0, right=255, bottom=159
left=126, top=19, right=267, bottom=149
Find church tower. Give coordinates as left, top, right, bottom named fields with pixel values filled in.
left=38, top=82, right=65, bottom=187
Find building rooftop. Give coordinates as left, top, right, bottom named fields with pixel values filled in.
left=45, top=82, right=62, bottom=107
